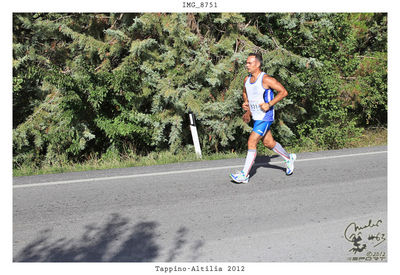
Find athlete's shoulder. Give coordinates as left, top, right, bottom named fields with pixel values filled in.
left=262, top=74, right=279, bottom=88
left=262, top=73, right=275, bottom=81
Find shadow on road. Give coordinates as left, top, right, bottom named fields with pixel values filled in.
left=249, top=155, right=286, bottom=177
left=230, top=155, right=285, bottom=184
left=14, top=213, right=204, bottom=262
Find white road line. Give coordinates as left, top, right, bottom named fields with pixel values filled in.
left=13, top=150, right=387, bottom=189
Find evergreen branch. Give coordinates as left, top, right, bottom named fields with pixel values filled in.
left=23, top=90, right=60, bottom=125
left=271, top=36, right=280, bottom=48
left=48, top=15, right=74, bottom=23
left=110, top=13, right=124, bottom=29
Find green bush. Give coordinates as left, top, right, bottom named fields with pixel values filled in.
left=13, top=13, right=387, bottom=170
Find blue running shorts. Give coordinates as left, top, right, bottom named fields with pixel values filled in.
left=252, top=120, right=273, bottom=137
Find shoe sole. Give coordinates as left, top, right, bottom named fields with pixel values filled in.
left=229, top=174, right=249, bottom=184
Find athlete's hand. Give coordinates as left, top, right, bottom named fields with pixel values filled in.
left=259, top=103, right=270, bottom=112
left=242, top=102, right=250, bottom=111
left=242, top=110, right=251, bottom=124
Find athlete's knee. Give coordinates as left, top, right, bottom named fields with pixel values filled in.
left=248, top=134, right=259, bottom=149
left=263, top=138, right=276, bottom=149
left=248, top=139, right=257, bottom=150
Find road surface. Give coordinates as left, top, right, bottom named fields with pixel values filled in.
left=13, top=146, right=387, bottom=262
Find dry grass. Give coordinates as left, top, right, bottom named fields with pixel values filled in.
left=348, top=127, right=387, bottom=148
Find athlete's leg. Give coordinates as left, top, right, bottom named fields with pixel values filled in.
left=248, top=131, right=263, bottom=150
left=262, top=130, right=276, bottom=149
left=263, top=130, right=290, bottom=161
left=262, top=130, right=296, bottom=175
left=242, top=131, right=263, bottom=176
left=230, top=121, right=270, bottom=183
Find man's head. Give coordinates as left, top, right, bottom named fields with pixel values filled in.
left=246, top=53, right=263, bottom=74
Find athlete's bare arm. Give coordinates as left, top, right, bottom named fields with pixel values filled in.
left=242, top=76, right=251, bottom=123
left=242, top=76, right=250, bottom=111
left=259, top=75, right=288, bottom=111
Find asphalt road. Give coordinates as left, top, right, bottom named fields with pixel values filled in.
left=13, top=146, right=387, bottom=262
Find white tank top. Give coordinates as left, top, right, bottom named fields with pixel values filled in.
left=245, top=72, right=275, bottom=121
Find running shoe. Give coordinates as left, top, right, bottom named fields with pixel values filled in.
left=285, top=153, right=297, bottom=175
left=230, top=170, right=249, bottom=184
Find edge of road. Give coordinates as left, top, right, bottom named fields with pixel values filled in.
left=13, top=146, right=387, bottom=187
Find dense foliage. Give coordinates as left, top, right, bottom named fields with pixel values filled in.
left=13, top=13, right=387, bottom=169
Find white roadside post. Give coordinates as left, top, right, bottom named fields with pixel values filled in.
left=189, top=112, right=202, bottom=158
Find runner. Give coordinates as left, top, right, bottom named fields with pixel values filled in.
left=230, top=53, right=296, bottom=184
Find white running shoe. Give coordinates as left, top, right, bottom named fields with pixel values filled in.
left=286, top=153, right=297, bottom=175
left=230, top=170, right=249, bottom=184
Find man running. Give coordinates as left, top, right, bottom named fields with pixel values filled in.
left=230, top=53, right=296, bottom=184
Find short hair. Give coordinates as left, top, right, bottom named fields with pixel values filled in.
left=248, top=52, right=263, bottom=68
